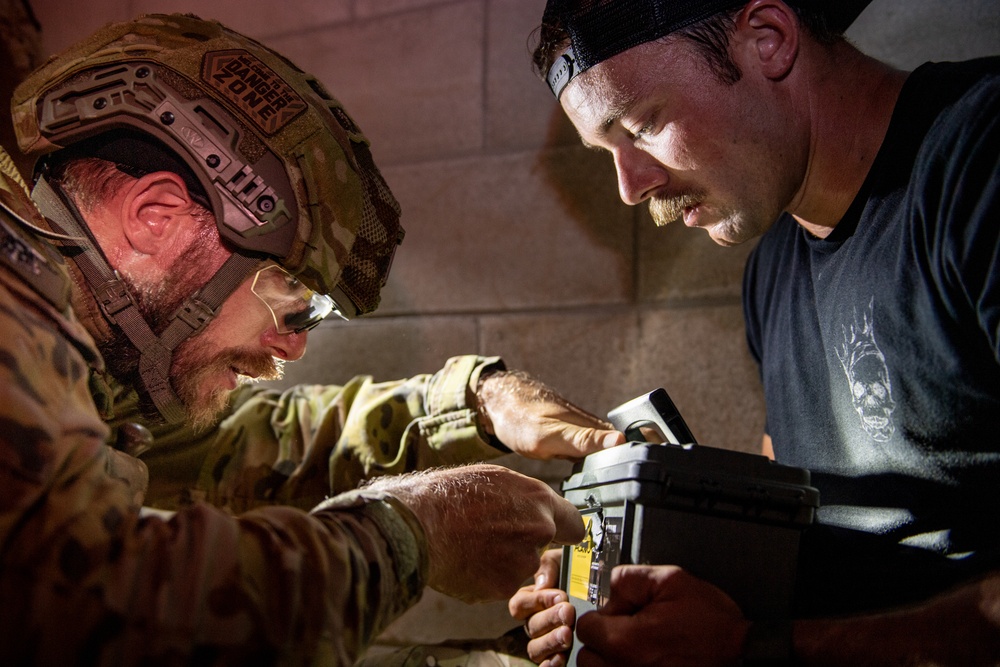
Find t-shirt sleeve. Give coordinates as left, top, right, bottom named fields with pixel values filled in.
left=918, top=74, right=1000, bottom=363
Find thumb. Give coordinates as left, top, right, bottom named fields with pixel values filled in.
left=550, top=497, right=586, bottom=545
left=570, top=426, right=626, bottom=457
left=602, top=430, right=626, bottom=449
left=534, top=548, right=563, bottom=589
left=599, top=565, right=659, bottom=615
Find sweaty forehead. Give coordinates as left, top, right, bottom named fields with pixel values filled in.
left=559, top=46, right=659, bottom=141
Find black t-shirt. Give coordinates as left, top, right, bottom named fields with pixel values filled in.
left=743, top=57, right=1000, bottom=616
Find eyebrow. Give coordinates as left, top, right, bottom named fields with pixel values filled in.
left=577, top=95, right=638, bottom=151
left=601, top=98, right=636, bottom=134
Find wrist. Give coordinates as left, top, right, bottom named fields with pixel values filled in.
left=742, top=619, right=794, bottom=666
left=473, top=364, right=511, bottom=452
left=475, top=369, right=502, bottom=436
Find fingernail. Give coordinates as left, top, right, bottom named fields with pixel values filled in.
left=603, top=432, right=622, bottom=448
left=535, top=573, right=548, bottom=588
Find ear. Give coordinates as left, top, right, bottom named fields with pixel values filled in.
left=736, top=0, right=800, bottom=81
left=120, top=171, right=200, bottom=256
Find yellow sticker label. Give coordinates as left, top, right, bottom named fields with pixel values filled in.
left=202, top=50, right=308, bottom=135
left=568, top=516, right=595, bottom=601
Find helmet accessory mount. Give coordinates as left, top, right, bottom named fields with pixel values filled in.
left=13, top=13, right=405, bottom=422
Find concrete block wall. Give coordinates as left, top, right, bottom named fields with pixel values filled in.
left=27, top=0, right=1000, bottom=651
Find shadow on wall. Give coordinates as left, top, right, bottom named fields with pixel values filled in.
left=534, top=105, right=634, bottom=254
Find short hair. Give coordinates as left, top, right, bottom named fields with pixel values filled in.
left=55, top=157, right=214, bottom=226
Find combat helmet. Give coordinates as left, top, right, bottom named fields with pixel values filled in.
left=12, top=13, right=404, bottom=422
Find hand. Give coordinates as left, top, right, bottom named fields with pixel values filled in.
left=509, top=548, right=576, bottom=666
left=575, top=565, right=749, bottom=667
left=369, top=464, right=585, bottom=602
left=477, top=371, right=625, bottom=460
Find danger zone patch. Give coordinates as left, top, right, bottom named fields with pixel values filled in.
left=202, top=50, right=307, bottom=135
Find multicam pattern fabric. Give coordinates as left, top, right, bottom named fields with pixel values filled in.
left=95, top=355, right=507, bottom=513
left=12, top=13, right=403, bottom=315
left=0, top=145, right=432, bottom=666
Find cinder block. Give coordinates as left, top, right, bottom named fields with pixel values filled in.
left=376, top=147, right=634, bottom=314
left=478, top=308, right=641, bottom=416
left=486, top=0, right=581, bottom=151
left=267, top=2, right=485, bottom=164
left=476, top=307, right=642, bottom=488
left=264, top=316, right=479, bottom=389
left=475, top=304, right=764, bottom=453
left=636, top=305, right=766, bottom=454
left=355, top=0, right=461, bottom=20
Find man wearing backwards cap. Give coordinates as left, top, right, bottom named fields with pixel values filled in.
left=509, top=0, right=1000, bottom=665
left=0, top=12, right=626, bottom=666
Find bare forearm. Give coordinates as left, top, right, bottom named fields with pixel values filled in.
left=794, top=572, right=1000, bottom=666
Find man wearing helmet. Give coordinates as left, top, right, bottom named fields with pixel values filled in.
left=0, top=13, right=621, bottom=665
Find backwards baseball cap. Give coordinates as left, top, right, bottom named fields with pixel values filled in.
left=542, top=0, right=873, bottom=98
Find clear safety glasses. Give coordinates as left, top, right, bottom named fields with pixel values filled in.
left=250, top=264, right=343, bottom=334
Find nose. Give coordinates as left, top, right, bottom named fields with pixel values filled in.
left=614, top=147, right=667, bottom=206
left=263, top=327, right=308, bottom=362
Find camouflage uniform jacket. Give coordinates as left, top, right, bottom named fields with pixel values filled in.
left=96, top=353, right=507, bottom=512
left=0, top=145, right=447, bottom=666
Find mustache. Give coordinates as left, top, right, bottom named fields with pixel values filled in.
left=228, top=349, right=284, bottom=383
left=171, top=345, right=285, bottom=432
left=181, top=345, right=284, bottom=384
left=648, top=192, right=705, bottom=227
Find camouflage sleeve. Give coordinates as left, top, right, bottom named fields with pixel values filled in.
left=133, top=354, right=507, bottom=512
left=0, top=276, right=429, bottom=665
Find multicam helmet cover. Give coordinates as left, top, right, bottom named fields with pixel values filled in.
left=13, top=12, right=403, bottom=318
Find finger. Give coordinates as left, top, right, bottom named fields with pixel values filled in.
left=534, top=547, right=563, bottom=589
left=575, top=645, right=611, bottom=667
left=524, top=599, right=576, bottom=641
left=570, top=426, right=625, bottom=457
left=527, top=620, right=575, bottom=663
left=540, top=424, right=624, bottom=460
left=508, top=585, right=538, bottom=620
left=550, top=497, right=586, bottom=545
left=638, top=425, right=666, bottom=443
left=576, top=610, right=638, bottom=657
left=509, top=586, right=567, bottom=620
left=598, top=564, right=666, bottom=615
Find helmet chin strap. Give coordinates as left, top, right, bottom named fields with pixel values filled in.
left=32, top=174, right=260, bottom=424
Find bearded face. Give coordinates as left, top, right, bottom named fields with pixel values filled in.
left=169, top=332, right=283, bottom=430
left=104, top=236, right=284, bottom=429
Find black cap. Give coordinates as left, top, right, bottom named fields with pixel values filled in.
left=544, top=0, right=873, bottom=98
